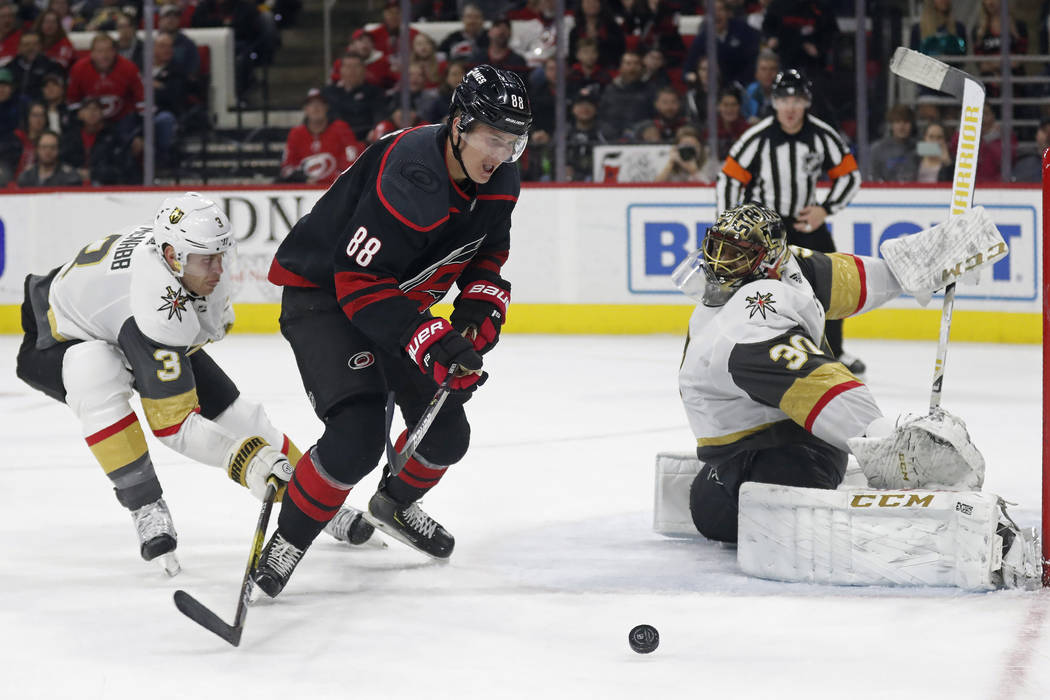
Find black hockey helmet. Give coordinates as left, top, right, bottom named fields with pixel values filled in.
left=451, top=64, right=533, bottom=137
left=771, top=68, right=812, bottom=101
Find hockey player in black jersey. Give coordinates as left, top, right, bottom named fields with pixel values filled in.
left=253, top=65, right=531, bottom=597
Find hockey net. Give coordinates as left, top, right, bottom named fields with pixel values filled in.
left=1043, top=147, right=1050, bottom=586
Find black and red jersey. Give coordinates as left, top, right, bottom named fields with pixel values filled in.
left=269, top=124, right=519, bottom=356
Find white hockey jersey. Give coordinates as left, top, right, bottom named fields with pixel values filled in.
left=45, top=224, right=233, bottom=350
left=679, top=248, right=902, bottom=458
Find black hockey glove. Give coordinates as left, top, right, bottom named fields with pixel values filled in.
left=405, top=317, right=487, bottom=392
left=449, top=280, right=510, bottom=355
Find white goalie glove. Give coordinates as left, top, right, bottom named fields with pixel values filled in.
left=880, top=206, right=1008, bottom=305
left=225, top=436, right=295, bottom=500
left=847, top=408, right=985, bottom=490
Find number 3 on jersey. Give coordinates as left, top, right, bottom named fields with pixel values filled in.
left=346, top=226, right=381, bottom=266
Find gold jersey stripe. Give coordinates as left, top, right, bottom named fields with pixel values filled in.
left=779, top=363, right=861, bottom=427
left=141, top=388, right=200, bottom=432
left=697, top=420, right=783, bottom=447
left=88, top=420, right=148, bottom=474
left=46, top=307, right=68, bottom=343
left=826, top=253, right=864, bottom=320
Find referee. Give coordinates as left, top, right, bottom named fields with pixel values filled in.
left=715, top=68, right=864, bottom=374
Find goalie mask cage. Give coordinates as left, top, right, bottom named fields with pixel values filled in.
left=1043, top=146, right=1050, bottom=586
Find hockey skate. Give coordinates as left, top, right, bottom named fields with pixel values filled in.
left=323, top=505, right=382, bottom=547
left=131, top=498, right=180, bottom=576
left=995, top=501, right=1041, bottom=590
left=364, top=489, right=454, bottom=559
left=251, top=532, right=305, bottom=598
left=836, top=351, right=867, bottom=378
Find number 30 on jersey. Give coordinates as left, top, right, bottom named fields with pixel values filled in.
left=769, top=334, right=823, bottom=371
left=346, top=226, right=382, bottom=266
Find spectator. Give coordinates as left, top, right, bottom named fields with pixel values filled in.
left=158, top=3, right=201, bottom=80
left=369, top=0, right=419, bottom=60
left=684, top=54, right=713, bottom=125
left=13, top=99, right=46, bottom=176
left=641, top=46, right=677, bottom=91
left=395, top=61, right=442, bottom=123
left=867, top=103, right=919, bottom=182
left=972, top=0, right=1028, bottom=100
left=40, top=71, right=71, bottom=133
left=33, top=9, right=75, bottom=70
left=1012, top=117, right=1050, bottom=183
left=412, top=0, right=459, bottom=22
left=59, top=94, right=137, bottom=184
left=915, top=121, right=953, bottom=183
left=192, top=0, right=276, bottom=98
left=474, top=17, right=529, bottom=86
left=337, top=28, right=397, bottom=91
left=704, top=86, right=750, bottom=160
left=528, top=56, right=557, bottom=137
left=66, top=32, right=143, bottom=131
left=597, top=50, right=654, bottom=141
left=438, top=3, right=489, bottom=63
left=279, top=88, right=363, bottom=187
left=322, top=53, right=384, bottom=142
left=761, top=0, right=838, bottom=81
left=619, top=0, right=685, bottom=64
left=569, top=0, right=625, bottom=71
left=743, top=49, right=778, bottom=122
left=685, top=0, right=760, bottom=90
left=909, top=0, right=966, bottom=57
left=0, top=2, right=23, bottom=63
left=47, top=0, right=80, bottom=33
left=412, top=32, right=445, bottom=89
left=17, top=129, right=82, bottom=186
left=9, top=30, right=62, bottom=100
left=565, top=86, right=606, bottom=181
left=150, top=31, right=185, bottom=165
left=423, top=59, right=464, bottom=124
left=367, top=104, right=422, bottom=142
left=648, top=85, right=688, bottom=142
left=656, top=125, right=714, bottom=183
left=83, top=0, right=125, bottom=31
left=115, top=12, right=144, bottom=68
left=949, top=101, right=1017, bottom=183
left=0, top=67, right=27, bottom=184
left=633, top=119, right=662, bottom=143
left=566, top=36, right=612, bottom=98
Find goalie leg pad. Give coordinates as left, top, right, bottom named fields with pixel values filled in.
left=653, top=452, right=704, bottom=537
left=738, top=483, right=1009, bottom=590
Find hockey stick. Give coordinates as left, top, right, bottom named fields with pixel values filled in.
left=889, top=47, right=984, bottom=411
left=384, top=363, right=458, bottom=475
left=172, top=477, right=279, bottom=647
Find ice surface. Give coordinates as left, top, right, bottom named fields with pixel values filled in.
left=2, top=334, right=1048, bottom=699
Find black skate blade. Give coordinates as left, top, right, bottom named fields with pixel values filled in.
left=173, top=590, right=243, bottom=647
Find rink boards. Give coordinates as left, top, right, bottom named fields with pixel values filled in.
left=0, top=183, right=1041, bottom=342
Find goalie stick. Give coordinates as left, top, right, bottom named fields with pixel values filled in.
left=384, top=363, right=458, bottom=475
left=172, top=477, right=279, bottom=647
left=889, top=47, right=985, bottom=411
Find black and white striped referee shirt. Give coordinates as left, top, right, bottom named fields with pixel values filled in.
left=715, top=114, right=861, bottom=218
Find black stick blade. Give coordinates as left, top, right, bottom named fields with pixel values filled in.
left=173, top=589, right=243, bottom=647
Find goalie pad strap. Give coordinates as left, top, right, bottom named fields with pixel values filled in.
left=737, top=483, right=1003, bottom=590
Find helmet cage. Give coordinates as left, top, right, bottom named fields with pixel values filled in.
left=698, top=203, right=788, bottom=304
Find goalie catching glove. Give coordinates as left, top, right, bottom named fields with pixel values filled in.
left=404, top=317, right=486, bottom=392
left=225, top=436, right=295, bottom=500
left=847, top=408, right=985, bottom=490
left=450, top=280, right=510, bottom=355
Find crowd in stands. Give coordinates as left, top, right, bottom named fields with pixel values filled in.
left=0, top=0, right=284, bottom=187
left=279, top=0, right=1050, bottom=186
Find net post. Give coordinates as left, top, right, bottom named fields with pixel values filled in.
left=1042, top=146, right=1050, bottom=586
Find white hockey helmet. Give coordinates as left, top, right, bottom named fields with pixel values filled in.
left=152, top=192, right=234, bottom=275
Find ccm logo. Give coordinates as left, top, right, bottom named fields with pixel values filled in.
left=407, top=320, right=446, bottom=361
left=850, top=493, right=934, bottom=508
left=465, top=282, right=510, bottom=307
left=348, top=351, right=374, bottom=370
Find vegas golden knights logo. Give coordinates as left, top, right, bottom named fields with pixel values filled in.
left=169, top=208, right=185, bottom=224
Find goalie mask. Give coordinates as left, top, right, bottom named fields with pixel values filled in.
left=152, top=192, right=234, bottom=276
left=673, top=203, right=790, bottom=306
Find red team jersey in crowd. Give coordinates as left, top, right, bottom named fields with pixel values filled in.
left=280, top=119, right=363, bottom=187
left=66, top=54, right=144, bottom=122
left=43, top=37, right=76, bottom=69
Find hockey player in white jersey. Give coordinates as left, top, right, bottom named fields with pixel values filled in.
left=668, top=202, right=1039, bottom=589
left=15, top=193, right=373, bottom=575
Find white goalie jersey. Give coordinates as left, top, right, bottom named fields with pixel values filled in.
left=679, top=248, right=902, bottom=457
left=44, top=225, right=234, bottom=350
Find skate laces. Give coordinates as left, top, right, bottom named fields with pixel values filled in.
left=264, top=535, right=304, bottom=579
left=132, top=499, right=175, bottom=542
left=324, top=508, right=357, bottom=542
left=400, top=503, right=437, bottom=539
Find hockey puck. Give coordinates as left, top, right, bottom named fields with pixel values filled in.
left=628, top=624, right=659, bottom=654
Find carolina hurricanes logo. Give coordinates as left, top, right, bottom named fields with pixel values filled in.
left=745, top=291, right=777, bottom=319
left=400, top=237, right=487, bottom=307
left=302, top=152, right=338, bottom=182
left=348, top=351, right=375, bottom=370
left=158, top=286, right=191, bottom=321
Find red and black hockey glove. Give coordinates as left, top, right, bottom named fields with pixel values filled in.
left=405, top=317, right=487, bottom=392
left=449, top=280, right=510, bottom=355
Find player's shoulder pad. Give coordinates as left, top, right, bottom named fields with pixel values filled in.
left=129, top=243, right=202, bottom=347
left=377, top=125, right=450, bottom=231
